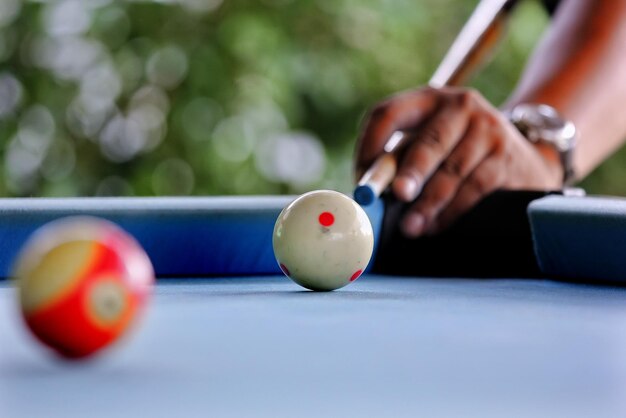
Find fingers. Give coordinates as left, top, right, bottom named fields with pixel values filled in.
left=354, top=89, right=438, bottom=179
left=435, top=158, right=505, bottom=233
left=402, top=158, right=505, bottom=237
left=400, top=118, right=495, bottom=237
left=391, top=94, right=475, bottom=202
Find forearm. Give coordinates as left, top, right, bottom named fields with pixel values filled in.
left=504, top=0, right=626, bottom=178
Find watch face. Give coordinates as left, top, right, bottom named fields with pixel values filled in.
left=534, top=105, right=565, bottom=129
left=513, top=104, right=561, bottom=128
left=511, top=104, right=576, bottom=151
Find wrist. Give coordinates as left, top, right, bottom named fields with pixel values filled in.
left=506, top=103, right=577, bottom=188
left=532, top=142, right=564, bottom=188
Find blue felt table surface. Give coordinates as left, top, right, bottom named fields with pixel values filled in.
left=2, top=275, right=626, bottom=418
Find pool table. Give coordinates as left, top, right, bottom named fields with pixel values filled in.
left=1, top=192, right=626, bottom=417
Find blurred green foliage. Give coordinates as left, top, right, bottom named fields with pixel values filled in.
left=0, top=0, right=622, bottom=197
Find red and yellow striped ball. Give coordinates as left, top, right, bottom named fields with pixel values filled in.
left=13, top=217, right=154, bottom=359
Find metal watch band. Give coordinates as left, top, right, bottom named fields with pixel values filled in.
left=561, top=148, right=576, bottom=187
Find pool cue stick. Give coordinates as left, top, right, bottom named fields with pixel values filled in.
left=354, top=0, right=521, bottom=206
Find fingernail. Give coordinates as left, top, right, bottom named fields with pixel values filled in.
left=393, top=175, right=422, bottom=201
left=402, top=213, right=425, bottom=237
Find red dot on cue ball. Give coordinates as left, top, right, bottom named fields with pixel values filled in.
left=280, top=263, right=291, bottom=276
left=350, top=269, right=363, bottom=282
left=318, top=212, right=335, bottom=227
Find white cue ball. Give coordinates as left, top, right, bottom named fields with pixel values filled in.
left=273, top=190, right=374, bottom=291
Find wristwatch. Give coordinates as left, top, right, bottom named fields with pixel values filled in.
left=507, top=103, right=577, bottom=187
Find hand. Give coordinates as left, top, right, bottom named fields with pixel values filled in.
left=355, top=87, right=563, bottom=237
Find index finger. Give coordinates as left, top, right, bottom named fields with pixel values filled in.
left=354, top=89, right=439, bottom=179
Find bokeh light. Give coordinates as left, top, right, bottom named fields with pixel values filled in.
left=79, top=62, right=122, bottom=113
left=181, top=97, right=223, bottom=143
left=0, top=0, right=21, bottom=29
left=43, top=0, right=92, bottom=37
left=146, top=45, right=188, bottom=90
left=0, top=73, right=22, bottom=118
left=211, top=116, right=256, bottom=163
left=255, top=132, right=326, bottom=189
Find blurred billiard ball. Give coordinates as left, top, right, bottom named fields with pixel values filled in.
left=13, top=217, right=154, bottom=359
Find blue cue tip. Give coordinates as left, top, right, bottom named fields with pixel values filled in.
left=354, top=185, right=376, bottom=206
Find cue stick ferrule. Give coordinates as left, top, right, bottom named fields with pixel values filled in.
left=355, top=153, right=399, bottom=206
